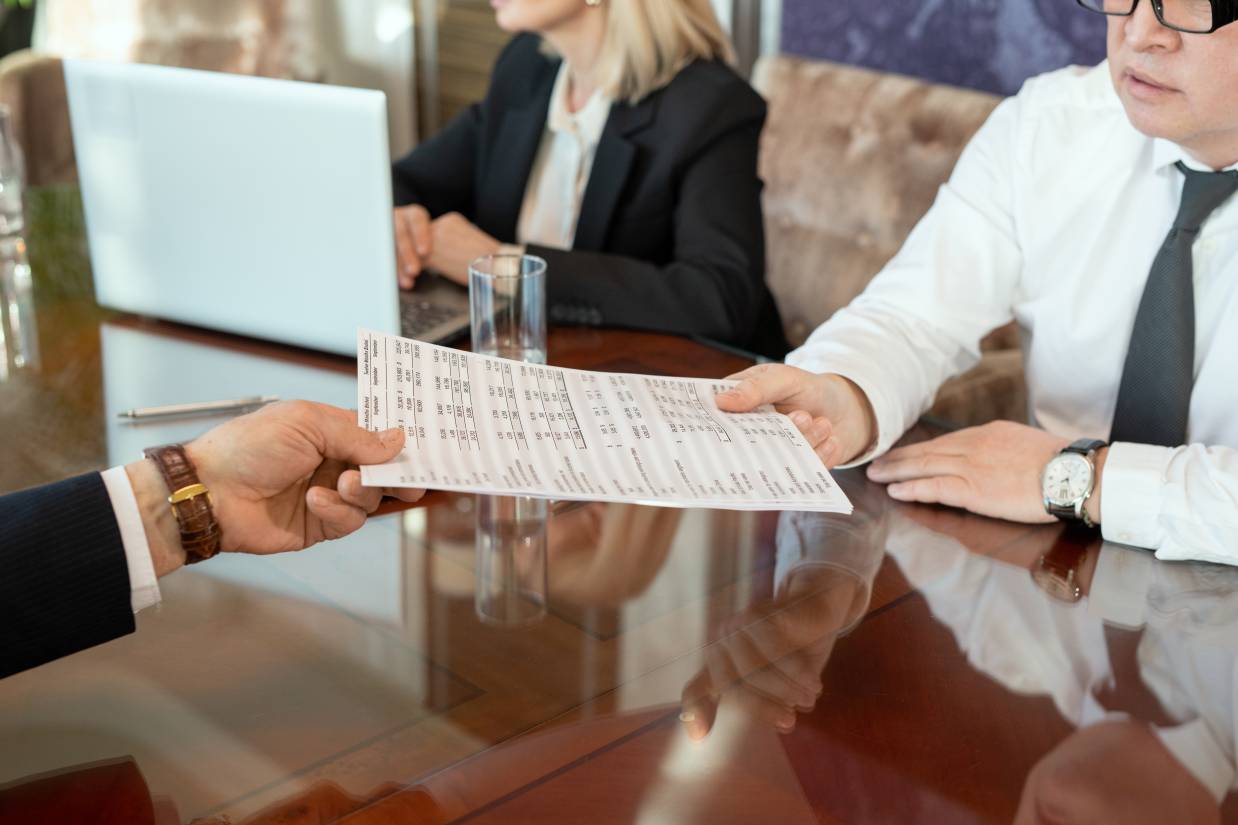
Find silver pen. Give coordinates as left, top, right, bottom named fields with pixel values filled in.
left=117, top=395, right=280, bottom=420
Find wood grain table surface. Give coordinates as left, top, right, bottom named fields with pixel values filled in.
left=1, top=188, right=1235, bottom=825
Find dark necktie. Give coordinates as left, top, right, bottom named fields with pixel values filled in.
left=1109, top=162, right=1238, bottom=447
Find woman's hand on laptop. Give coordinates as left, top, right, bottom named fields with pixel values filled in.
left=394, top=204, right=434, bottom=289
left=426, top=212, right=503, bottom=285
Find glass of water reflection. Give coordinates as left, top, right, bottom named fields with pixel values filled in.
left=468, top=253, right=548, bottom=365
left=474, top=494, right=548, bottom=626
left=0, top=106, right=25, bottom=237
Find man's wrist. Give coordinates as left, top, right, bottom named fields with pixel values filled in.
left=824, top=374, right=878, bottom=464
left=124, top=458, right=188, bottom=577
left=182, top=441, right=240, bottom=555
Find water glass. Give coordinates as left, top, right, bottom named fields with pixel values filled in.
left=0, top=106, right=25, bottom=237
left=0, top=236, right=38, bottom=381
left=474, top=494, right=549, bottom=626
left=469, top=253, right=549, bottom=625
left=468, top=253, right=547, bottom=364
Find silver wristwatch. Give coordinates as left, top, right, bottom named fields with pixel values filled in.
left=1041, top=438, right=1107, bottom=528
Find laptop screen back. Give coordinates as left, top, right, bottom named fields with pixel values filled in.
left=65, top=59, right=400, bottom=356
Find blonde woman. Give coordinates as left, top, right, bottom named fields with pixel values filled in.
left=391, top=0, right=787, bottom=359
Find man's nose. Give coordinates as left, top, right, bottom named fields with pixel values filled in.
left=1123, top=0, right=1183, bottom=51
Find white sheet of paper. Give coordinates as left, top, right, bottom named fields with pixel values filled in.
left=357, top=330, right=851, bottom=513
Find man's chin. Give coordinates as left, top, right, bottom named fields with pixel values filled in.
left=1117, top=94, right=1186, bottom=143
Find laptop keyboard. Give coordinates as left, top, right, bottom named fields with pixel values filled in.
left=396, top=273, right=471, bottom=343
left=401, top=298, right=462, bottom=334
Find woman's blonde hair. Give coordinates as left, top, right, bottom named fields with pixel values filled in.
left=552, top=0, right=735, bottom=104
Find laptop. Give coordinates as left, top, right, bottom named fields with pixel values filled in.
left=64, top=59, right=469, bottom=356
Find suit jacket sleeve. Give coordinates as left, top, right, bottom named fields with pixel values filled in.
left=530, top=92, right=773, bottom=353
left=389, top=33, right=536, bottom=214
left=0, top=473, right=135, bottom=678
left=391, top=102, right=481, bottom=213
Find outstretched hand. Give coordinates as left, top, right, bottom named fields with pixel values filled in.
left=129, top=401, right=426, bottom=575
left=716, top=364, right=878, bottom=468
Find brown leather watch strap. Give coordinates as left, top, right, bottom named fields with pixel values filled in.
left=142, top=444, right=222, bottom=564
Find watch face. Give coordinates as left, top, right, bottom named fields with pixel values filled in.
left=1043, top=452, right=1092, bottom=506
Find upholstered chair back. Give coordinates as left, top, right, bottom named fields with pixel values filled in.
left=753, top=55, right=1026, bottom=425
left=38, top=0, right=318, bottom=81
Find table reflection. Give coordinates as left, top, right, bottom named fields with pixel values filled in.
left=475, top=495, right=549, bottom=627
left=0, top=488, right=788, bottom=822
left=100, top=322, right=353, bottom=467
left=886, top=508, right=1238, bottom=825
left=0, top=234, right=38, bottom=381
left=5, top=462, right=1238, bottom=823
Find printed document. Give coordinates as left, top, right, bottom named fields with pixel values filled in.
left=358, top=330, right=851, bottom=513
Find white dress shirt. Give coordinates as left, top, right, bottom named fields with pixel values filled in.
left=99, top=466, right=162, bottom=613
left=788, top=61, right=1238, bottom=565
left=516, top=61, right=612, bottom=250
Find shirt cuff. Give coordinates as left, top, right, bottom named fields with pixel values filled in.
left=100, top=466, right=162, bottom=613
left=1099, top=442, right=1174, bottom=551
left=784, top=353, right=901, bottom=469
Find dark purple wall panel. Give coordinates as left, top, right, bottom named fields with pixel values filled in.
left=780, top=0, right=1108, bottom=96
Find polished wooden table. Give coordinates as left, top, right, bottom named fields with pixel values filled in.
left=2, top=188, right=1237, bottom=824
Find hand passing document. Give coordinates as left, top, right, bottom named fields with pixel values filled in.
left=358, top=330, right=851, bottom=513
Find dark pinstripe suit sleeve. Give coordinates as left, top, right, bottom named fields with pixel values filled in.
left=0, top=473, right=136, bottom=678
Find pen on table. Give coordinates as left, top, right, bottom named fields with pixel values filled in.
left=117, top=395, right=280, bottom=420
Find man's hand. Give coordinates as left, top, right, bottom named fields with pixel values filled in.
left=715, top=365, right=878, bottom=468
left=394, top=204, right=434, bottom=288
left=424, top=212, right=502, bottom=285
left=866, top=420, right=1078, bottom=524
left=127, top=401, right=426, bottom=576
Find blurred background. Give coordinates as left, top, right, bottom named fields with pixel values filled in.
left=0, top=0, right=1105, bottom=158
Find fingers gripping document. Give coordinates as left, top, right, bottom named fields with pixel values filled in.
left=358, top=331, right=852, bottom=513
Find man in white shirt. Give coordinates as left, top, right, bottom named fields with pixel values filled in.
left=719, top=0, right=1238, bottom=565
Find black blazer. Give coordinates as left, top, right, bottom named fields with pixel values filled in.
left=393, top=34, right=788, bottom=360
left=0, top=474, right=135, bottom=677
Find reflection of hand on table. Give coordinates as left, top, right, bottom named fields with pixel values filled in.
left=547, top=503, right=682, bottom=607
left=893, top=493, right=1103, bottom=596
left=679, top=565, right=867, bottom=740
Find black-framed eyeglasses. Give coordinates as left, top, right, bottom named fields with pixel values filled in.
left=1076, top=0, right=1238, bottom=34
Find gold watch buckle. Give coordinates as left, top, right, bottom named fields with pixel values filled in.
left=168, top=483, right=211, bottom=505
